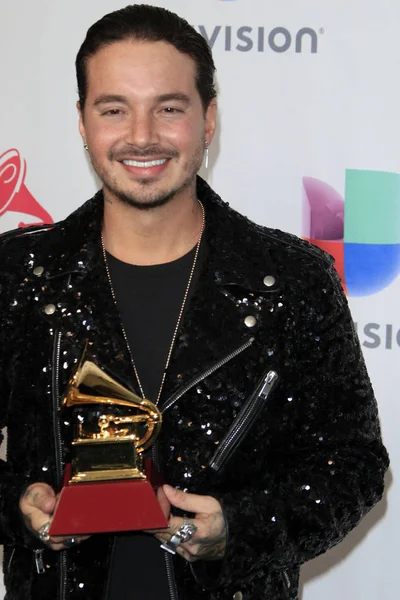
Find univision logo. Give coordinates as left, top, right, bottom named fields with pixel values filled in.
left=196, top=25, right=320, bottom=53
left=303, top=170, right=400, bottom=296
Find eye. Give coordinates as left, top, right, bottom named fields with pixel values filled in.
left=102, top=109, right=124, bottom=116
left=162, top=107, right=183, bottom=114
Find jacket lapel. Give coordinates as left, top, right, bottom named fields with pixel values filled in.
left=161, top=179, right=281, bottom=403
left=33, top=193, right=139, bottom=396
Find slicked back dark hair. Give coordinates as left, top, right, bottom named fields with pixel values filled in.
left=76, top=4, right=217, bottom=113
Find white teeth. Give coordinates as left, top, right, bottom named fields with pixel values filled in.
left=122, top=158, right=168, bottom=168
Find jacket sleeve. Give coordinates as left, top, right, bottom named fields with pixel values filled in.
left=0, top=251, right=39, bottom=547
left=195, top=260, right=389, bottom=588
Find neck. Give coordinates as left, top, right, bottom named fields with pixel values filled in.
left=101, top=186, right=203, bottom=266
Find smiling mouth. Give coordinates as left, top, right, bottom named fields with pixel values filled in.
left=121, top=158, right=168, bottom=168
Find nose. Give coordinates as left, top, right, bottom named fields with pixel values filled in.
left=124, top=110, right=159, bottom=149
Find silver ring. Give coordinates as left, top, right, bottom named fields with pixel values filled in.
left=37, top=522, right=51, bottom=544
left=63, top=537, right=79, bottom=548
left=160, top=518, right=197, bottom=555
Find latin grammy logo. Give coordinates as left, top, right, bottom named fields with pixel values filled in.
left=0, top=148, right=53, bottom=230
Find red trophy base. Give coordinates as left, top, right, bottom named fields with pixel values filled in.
left=48, top=460, right=168, bottom=536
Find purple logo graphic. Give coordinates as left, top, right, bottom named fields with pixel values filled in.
left=303, top=170, right=400, bottom=296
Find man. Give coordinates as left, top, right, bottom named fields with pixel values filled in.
left=0, top=4, right=388, bottom=600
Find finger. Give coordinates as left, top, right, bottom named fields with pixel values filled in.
left=143, top=486, right=172, bottom=535
left=154, top=531, right=199, bottom=556
left=175, top=544, right=196, bottom=562
left=153, top=532, right=171, bottom=544
left=22, top=509, right=50, bottom=538
left=50, top=534, right=90, bottom=545
left=20, top=483, right=56, bottom=516
left=45, top=534, right=90, bottom=552
left=20, top=486, right=57, bottom=539
left=30, top=517, right=87, bottom=549
left=48, top=541, right=66, bottom=552
left=60, top=535, right=90, bottom=549
left=166, top=515, right=201, bottom=538
left=145, top=515, right=186, bottom=537
left=157, top=485, right=171, bottom=520
left=162, top=485, right=219, bottom=515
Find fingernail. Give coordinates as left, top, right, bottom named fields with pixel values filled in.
left=163, top=484, right=175, bottom=493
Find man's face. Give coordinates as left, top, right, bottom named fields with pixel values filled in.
left=79, top=40, right=216, bottom=209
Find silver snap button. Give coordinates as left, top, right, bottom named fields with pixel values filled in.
left=44, top=304, right=56, bottom=315
left=244, top=316, right=257, bottom=328
left=263, top=275, right=276, bottom=287
left=233, top=593, right=243, bottom=600
left=33, top=266, right=44, bottom=277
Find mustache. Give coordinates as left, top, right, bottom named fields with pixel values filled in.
left=109, top=146, right=179, bottom=161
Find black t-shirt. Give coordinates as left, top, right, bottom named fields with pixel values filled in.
left=106, top=243, right=205, bottom=600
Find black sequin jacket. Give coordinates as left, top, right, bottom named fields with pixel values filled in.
left=0, top=178, right=389, bottom=600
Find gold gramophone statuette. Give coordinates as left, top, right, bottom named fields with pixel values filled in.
left=62, top=354, right=162, bottom=484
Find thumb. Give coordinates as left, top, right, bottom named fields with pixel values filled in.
left=162, top=484, right=211, bottom=514
left=22, top=483, right=57, bottom=516
left=156, top=485, right=171, bottom=520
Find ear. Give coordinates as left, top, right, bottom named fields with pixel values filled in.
left=77, top=101, right=86, bottom=143
left=205, top=98, right=217, bottom=145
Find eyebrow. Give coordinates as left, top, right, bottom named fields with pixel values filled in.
left=93, top=94, right=128, bottom=107
left=156, top=93, right=191, bottom=105
left=93, top=92, right=191, bottom=107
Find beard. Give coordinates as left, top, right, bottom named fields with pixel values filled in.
left=89, top=141, right=204, bottom=211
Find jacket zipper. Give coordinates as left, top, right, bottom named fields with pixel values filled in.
left=52, top=330, right=63, bottom=483
left=283, top=570, right=291, bottom=589
left=101, top=538, right=117, bottom=600
left=160, top=337, right=255, bottom=414
left=51, top=329, right=67, bottom=599
left=209, top=370, right=278, bottom=472
left=34, top=549, right=45, bottom=574
left=151, top=442, right=178, bottom=600
left=165, top=553, right=179, bottom=600
left=7, top=548, right=16, bottom=574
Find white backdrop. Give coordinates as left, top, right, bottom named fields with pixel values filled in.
left=0, top=1, right=397, bottom=598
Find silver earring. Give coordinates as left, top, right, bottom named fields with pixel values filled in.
left=84, top=143, right=89, bottom=152
left=204, top=142, right=209, bottom=169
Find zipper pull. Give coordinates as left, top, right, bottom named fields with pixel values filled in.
left=258, top=371, right=278, bottom=399
left=34, top=549, right=45, bottom=574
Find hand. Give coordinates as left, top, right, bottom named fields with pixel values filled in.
left=19, top=482, right=89, bottom=551
left=152, top=484, right=226, bottom=563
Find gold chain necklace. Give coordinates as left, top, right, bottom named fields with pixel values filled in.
left=101, top=200, right=205, bottom=406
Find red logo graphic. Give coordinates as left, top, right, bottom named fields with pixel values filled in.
left=0, top=148, right=53, bottom=231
